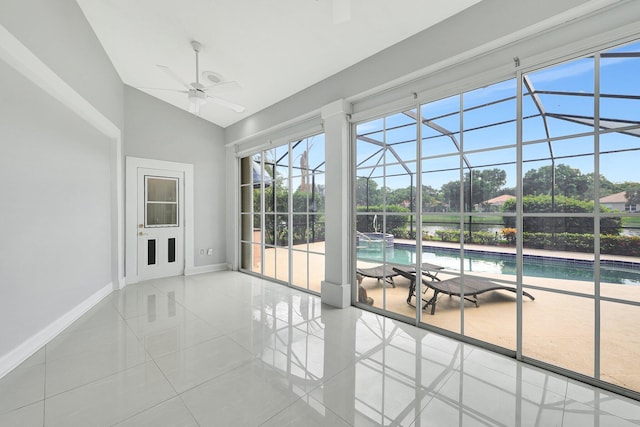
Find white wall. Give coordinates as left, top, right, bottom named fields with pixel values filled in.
left=124, top=86, right=227, bottom=268
left=0, top=0, right=123, bottom=374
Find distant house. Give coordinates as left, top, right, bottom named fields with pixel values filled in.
left=600, top=191, right=637, bottom=212
left=477, top=194, right=516, bottom=212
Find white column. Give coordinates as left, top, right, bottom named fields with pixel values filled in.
left=321, top=100, right=352, bottom=308
left=225, top=145, right=239, bottom=271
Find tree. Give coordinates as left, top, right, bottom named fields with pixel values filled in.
left=556, top=164, right=590, bottom=199
left=586, top=173, right=617, bottom=197
left=421, top=185, right=442, bottom=212
left=440, top=180, right=461, bottom=211
left=523, top=166, right=550, bottom=196
left=356, top=177, right=382, bottom=208
left=439, top=168, right=507, bottom=211
left=467, top=168, right=507, bottom=207
left=523, top=164, right=590, bottom=200
left=387, top=186, right=413, bottom=208
left=625, top=185, right=640, bottom=207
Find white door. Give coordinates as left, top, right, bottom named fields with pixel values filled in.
left=137, top=168, right=184, bottom=280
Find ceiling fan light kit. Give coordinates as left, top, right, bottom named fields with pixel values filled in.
left=187, top=89, right=206, bottom=113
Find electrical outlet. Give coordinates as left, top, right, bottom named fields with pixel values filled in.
left=200, top=249, right=205, bottom=255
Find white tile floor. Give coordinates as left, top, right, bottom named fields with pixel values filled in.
left=1, top=270, right=639, bottom=426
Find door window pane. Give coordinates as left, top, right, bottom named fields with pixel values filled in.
left=146, top=176, right=178, bottom=226
left=147, top=177, right=177, bottom=202
left=601, top=301, right=640, bottom=391
left=463, top=79, right=516, bottom=151
left=600, top=41, right=640, bottom=126
left=523, top=291, right=594, bottom=377
left=524, top=57, right=595, bottom=140
left=146, top=203, right=177, bottom=226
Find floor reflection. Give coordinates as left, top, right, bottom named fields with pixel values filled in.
left=2, top=271, right=638, bottom=426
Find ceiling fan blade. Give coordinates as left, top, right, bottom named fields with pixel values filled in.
left=205, top=94, right=245, bottom=113
left=201, top=80, right=241, bottom=92
left=333, top=0, right=351, bottom=24
left=157, top=65, right=192, bottom=89
left=138, top=87, right=188, bottom=94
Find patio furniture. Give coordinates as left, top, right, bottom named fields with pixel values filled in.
left=357, top=264, right=398, bottom=287
left=357, top=262, right=444, bottom=288
left=392, top=267, right=535, bottom=315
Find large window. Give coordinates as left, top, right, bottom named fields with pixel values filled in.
left=240, top=134, right=325, bottom=293
left=356, top=110, right=418, bottom=318
left=355, top=40, right=640, bottom=396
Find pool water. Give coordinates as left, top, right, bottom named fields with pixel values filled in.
left=357, top=245, right=640, bottom=285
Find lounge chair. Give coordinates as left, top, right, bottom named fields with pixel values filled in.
left=392, top=267, right=535, bottom=315
left=357, top=262, right=444, bottom=288
left=356, top=264, right=398, bottom=287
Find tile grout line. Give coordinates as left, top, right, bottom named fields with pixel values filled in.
left=42, top=305, right=147, bottom=402
left=141, top=336, right=203, bottom=427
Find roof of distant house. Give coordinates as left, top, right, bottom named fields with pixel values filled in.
left=483, top=194, right=516, bottom=205
left=599, top=191, right=629, bottom=203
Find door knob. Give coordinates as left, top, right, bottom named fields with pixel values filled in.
left=138, top=231, right=148, bottom=236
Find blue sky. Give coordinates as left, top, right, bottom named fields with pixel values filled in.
left=356, top=40, right=640, bottom=192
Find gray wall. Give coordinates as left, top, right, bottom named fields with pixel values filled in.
left=0, top=0, right=123, bottom=364
left=0, top=0, right=226, bottom=367
left=225, top=0, right=596, bottom=143
left=0, top=0, right=124, bottom=129
left=124, top=87, right=227, bottom=267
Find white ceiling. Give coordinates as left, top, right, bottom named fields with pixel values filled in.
left=76, top=0, right=481, bottom=128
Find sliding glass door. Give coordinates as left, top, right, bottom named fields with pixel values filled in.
left=356, top=81, right=519, bottom=347
left=354, top=39, right=640, bottom=395
left=240, top=133, right=326, bottom=293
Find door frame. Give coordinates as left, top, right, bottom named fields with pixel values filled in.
left=126, top=156, right=194, bottom=285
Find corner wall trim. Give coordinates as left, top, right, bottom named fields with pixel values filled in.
left=185, top=263, right=229, bottom=276
left=0, top=283, right=113, bottom=380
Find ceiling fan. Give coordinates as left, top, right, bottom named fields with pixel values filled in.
left=147, top=40, right=245, bottom=114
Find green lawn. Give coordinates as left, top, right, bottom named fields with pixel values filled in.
left=420, top=215, right=504, bottom=225
left=622, top=216, right=640, bottom=226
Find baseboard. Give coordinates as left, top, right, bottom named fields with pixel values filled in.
left=184, top=263, right=228, bottom=276
left=125, top=274, right=139, bottom=286
left=0, top=282, right=113, bottom=380
left=321, top=280, right=351, bottom=308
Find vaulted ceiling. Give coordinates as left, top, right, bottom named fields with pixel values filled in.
left=76, top=0, right=481, bottom=127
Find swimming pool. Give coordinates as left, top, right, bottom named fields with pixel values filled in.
left=357, top=244, right=640, bottom=285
